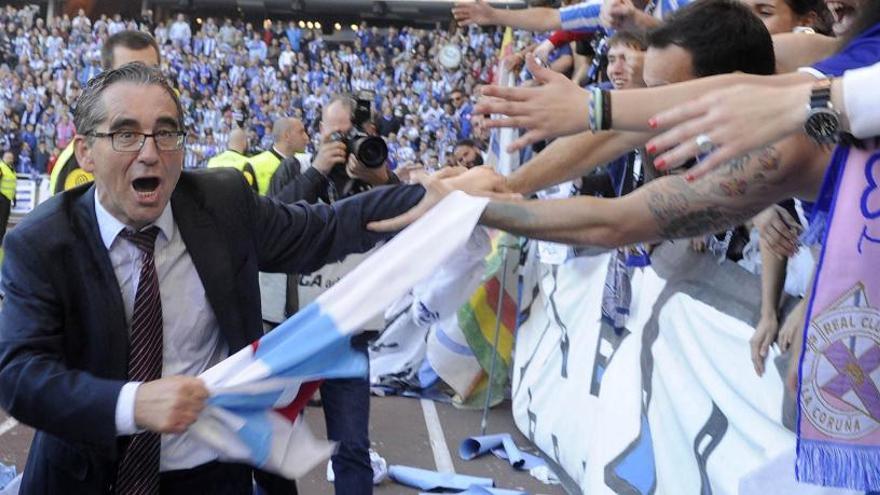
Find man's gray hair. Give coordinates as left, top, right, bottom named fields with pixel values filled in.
left=74, top=62, right=183, bottom=138
left=323, top=94, right=356, bottom=121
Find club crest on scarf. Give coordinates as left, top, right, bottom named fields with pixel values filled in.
left=801, top=283, right=880, bottom=439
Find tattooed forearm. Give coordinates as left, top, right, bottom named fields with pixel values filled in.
left=480, top=196, right=619, bottom=247
left=720, top=153, right=750, bottom=175
left=481, top=201, right=540, bottom=233
left=647, top=178, right=757, bottom=238
left=652, top=203, right=756, bottom=239
left=648, top=146, right=781, bottom=239
left=711, top=147, right=783, bottom=198
left=476, top=142, right=802, bottom=249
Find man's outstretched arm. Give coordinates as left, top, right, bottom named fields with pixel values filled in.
left=506, top=129, right=648, bottom=195
left=476, top=57, right=813, bottom=153
left=482, top=135, right=826, bottom=247
left=452, top=1, right=563, bottom=32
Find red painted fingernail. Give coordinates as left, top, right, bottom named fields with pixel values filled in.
left=646, top=143, right=657, bottom=154
left=685, top=174, right=695, bottom=182
left=648, top=118, right=658, bottom=129
left=655, top=158, right=666, bottom=170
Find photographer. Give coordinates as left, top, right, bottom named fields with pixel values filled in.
left=267, top=94, right=395, bottom=495
left=320, top=94, right=399, bottom=200
left=270, top=95, right=398, bottom=205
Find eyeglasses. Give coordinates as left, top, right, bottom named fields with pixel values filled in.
left=87, top=130, right=187, bottom=152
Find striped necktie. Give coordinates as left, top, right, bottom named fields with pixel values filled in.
left=116, top=226, right=163, bottom=495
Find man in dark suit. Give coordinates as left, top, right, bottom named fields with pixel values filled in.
left=0, top=63, right=424, bottom=494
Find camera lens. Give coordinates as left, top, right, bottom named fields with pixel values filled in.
left=352, top=135, right=388, bottom=168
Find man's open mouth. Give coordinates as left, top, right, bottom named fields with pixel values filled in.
left=827, top=1, right=857, bottom=35
left=132, top=177, right=160, bottom=200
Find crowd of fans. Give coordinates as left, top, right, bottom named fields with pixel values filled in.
left=0, top=4, right=511, bottom=176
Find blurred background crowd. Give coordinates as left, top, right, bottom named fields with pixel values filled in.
left=0, top=3, right=517, bottom=176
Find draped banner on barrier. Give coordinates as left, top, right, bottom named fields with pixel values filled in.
left=511, top=242, right=860, bottom=494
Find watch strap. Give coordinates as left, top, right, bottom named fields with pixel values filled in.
left=810, top=78, right=833, bottom=109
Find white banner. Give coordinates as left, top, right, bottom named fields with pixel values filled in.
left=511, top=242, right=858, bottom=494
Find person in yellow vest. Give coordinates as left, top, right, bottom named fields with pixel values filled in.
left=250, top=117, right=312, bottom=196
left=0, top=151, right=17, bottom=247
left=206, top=128, right=258, bottom=192
left=50, top=30, right=162, bottom=195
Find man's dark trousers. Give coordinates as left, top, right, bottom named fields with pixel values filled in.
left=321, top=338, right=373, bottom=495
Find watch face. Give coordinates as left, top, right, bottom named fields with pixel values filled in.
left=806, top=109, right=840, bottom=144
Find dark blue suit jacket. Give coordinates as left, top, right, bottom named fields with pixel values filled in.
left=0, top=168, right=422, bottom=494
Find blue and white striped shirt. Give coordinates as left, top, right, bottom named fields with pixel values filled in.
left=559, top=0, right=605, bottom=34
left=558, top=0, right=693, bottom=35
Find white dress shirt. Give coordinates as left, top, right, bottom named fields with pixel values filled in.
left=97, top=194, right=228, bottom=472
left=842, top=61, right=880, bottom=139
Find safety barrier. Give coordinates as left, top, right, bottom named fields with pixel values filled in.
left=511, top=242, right=802, bottom=494
left=10, top=174, right=51, bottom=227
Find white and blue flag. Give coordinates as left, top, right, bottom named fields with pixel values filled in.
left=188, top=192, right=490, bottom=479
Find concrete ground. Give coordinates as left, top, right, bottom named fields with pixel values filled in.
left=1, top=396, right=570, bottom=494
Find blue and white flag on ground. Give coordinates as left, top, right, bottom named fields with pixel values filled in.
left=189, top=191, right=490, bottom=479
left=459, top=433, right=545, bottom=471
left=390, top=465, right=494, bottom=491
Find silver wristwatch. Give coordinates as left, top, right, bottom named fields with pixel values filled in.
left=804, top=78, right=840, bottom=146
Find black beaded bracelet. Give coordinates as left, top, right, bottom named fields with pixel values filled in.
left=601, top=89, right=612, bottom=131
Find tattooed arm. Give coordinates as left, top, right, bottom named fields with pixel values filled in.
left=481, top=135, right=828, bottom=247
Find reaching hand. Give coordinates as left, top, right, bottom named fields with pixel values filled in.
left=646, top=82, right=812, bottom=179
left=777, top=298, right=806, bottom=354
left=532, top=39, right=555, bottom=65
left=754, top=204, right=802, bottom=259
left=782, top=299, right=808, bottom=393
left=396, top=163, right=426, bottom=184
left=750, top=314, right=779, bottom=377
left=133, top=376, right=209, bottom=434
left=433, top=165, right=469, bottom=179
left=475, top=57, right=590, bottom=152
left=502, top=51, right=527, bottom=74
left=452, top=0, right=497, bottom=26
left=367, top=166, right=519, bottom=232
left=601, top=0, right=638, bottom=29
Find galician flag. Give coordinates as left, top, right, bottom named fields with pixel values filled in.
left=188, top=192, right=490, bottom=478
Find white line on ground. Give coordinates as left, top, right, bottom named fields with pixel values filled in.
left=420, top=399, right=455, bottom=474
left=0, top=417, right=18, bottom=437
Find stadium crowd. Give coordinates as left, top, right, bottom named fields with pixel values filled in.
left=0, top=4, right=507, bottom=176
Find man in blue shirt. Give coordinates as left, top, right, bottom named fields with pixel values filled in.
left=449, top=88, right=473, bottom=140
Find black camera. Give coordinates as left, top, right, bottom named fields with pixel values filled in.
left=353, top=92, right=373, bottom=129
left=329, top=128, right=389, bottom=169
